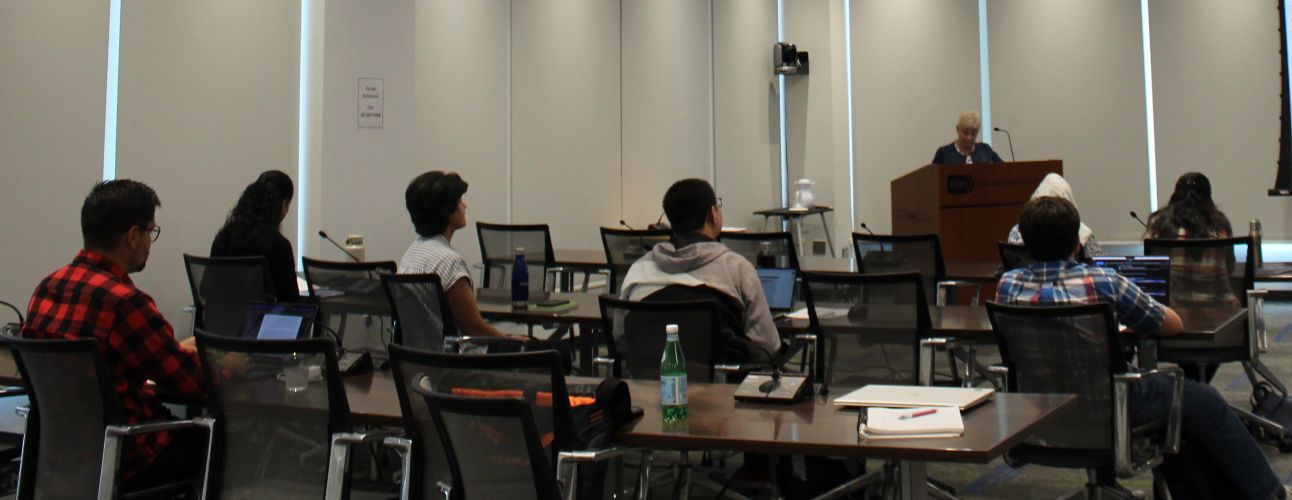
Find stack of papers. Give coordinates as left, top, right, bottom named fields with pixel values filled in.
left=785, top=307, right=848, bottom=320
left=858, top=406, right=964, bottom=439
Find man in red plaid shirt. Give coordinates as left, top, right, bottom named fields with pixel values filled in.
left=24, top=179, right=208, bottom=491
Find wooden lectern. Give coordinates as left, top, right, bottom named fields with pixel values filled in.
left=891, top=160, right=1063, bottom=263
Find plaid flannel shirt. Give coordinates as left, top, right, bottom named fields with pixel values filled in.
left=995, top=260, right=1167, bottom=334
left=23, top=249, right=207, bottom=479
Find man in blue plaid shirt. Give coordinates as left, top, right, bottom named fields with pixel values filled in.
left=997, top=196, right=1282, bottom=500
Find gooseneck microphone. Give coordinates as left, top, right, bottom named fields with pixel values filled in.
left=752, top=343, right=784, bottom=394
left=858, top=222, right=875, bottom=236
left=318, top=230, right=362, bottom=262
left=618, top=220, right=636, bottom=230
left=993, top=127, right=1016, bottom=162
left=1129, top=211, right=1148, bottom=229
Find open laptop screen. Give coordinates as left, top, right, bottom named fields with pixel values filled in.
left=1091, top=256, right=1170, bottom=305
left=239, top=302, right=319, bottom=340
left=756, top=268, right=797, bottom=312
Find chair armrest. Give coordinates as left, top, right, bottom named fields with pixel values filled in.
left=936, top=280, right=981, bottom=306
left=1248, top=289, right=1268, bottom=355
left=99, top=417, right=215, bottom=500
left=325, top=430, right=400, bottom=500
left=181, top=305, right=196, bottom=314
left=987, top=365, right=1009, bottom=392
left=1113, top=367, right=1184, bottom=477
left=592, top=356, right=616, bottom=378
left=14, top=405, right=28, bottom=418
left=556, top=447, right=649, bottom=500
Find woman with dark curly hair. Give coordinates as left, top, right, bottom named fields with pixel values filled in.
left=1146, top=172, right=1232, bottom=239
left=211, top=170, right=300, bottom=302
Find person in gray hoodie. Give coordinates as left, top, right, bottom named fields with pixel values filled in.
left=620, top=178, right=783, bottom=357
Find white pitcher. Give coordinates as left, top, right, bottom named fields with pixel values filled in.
left=791, top=179, right=815, bottom=210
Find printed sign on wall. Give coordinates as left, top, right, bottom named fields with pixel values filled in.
left=359, top=78, right=383, bottom=129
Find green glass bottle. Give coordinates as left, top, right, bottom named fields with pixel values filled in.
left=660, top=324, right=688, bottom=423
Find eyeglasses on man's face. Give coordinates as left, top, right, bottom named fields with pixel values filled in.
left=141, top=224, right=161, bottom=242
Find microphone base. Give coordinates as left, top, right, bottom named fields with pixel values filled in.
left=734, top=372, right=812, bottom=404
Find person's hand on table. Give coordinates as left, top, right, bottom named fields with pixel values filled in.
left=178, top=336, right=198, bottom=354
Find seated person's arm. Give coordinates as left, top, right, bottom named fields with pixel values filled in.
left=1156, top=306, right=1183, bottom=337
left=116, top=294, right=208, bottom=402
left=444, top=278, right=506, bottom=337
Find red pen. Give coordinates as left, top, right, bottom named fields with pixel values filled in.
left=898, top=408, right=938, bottom=420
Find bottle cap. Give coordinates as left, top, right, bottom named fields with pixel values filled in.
left=665, top=324, right=679, bottom=334
left=515, top=246, right=526, bottom=254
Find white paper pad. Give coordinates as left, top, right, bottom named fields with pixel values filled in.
left=785, top=307, right=849, bottom=320
left=859, top=406, right=964, bottom=439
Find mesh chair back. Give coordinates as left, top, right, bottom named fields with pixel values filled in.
left=476, top=223, right=554, bottom=293
left=986, top=301, right=1126, bottom=451
left=997, top=241, right=1033, bottom=271
left=195, top=331, right=350, bottom=499
left=852, top=233, right=945, bottom=304
left=185, top=254, right=276, bottom=337
left=600, top=228, right=673, bottom=294
left=799, top=271, right=928, bottom=389
left=383, top=274, right=458, bottom=352
left=7, top=336, right=123, bottom=500
left=598, top=297, right=724, bottom=382
left=389, top=348, right=573, bottom=481
left=415, top=391, right=562, bottom=500
left=719, top=231, right=800, bottom=270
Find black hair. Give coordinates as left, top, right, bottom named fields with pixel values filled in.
left=662, top=178, right=717, bottom=233
left=1147, top=172, right=1232, bottom=238
left=406, top=171, right=468, bottom=238
left=212, top=174, right=291, bottom=253
left=257, top=169, right=294, bottom=202
left=81, top=179, right=161, bottom=251
left=1018, top=196, right=1081, bottom=261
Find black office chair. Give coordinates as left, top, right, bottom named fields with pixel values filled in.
left=184, top=254, right=276, bottom=337
left=302, top=258, right=397, bottom=349
left=194, top=331, right=387, bottom=500
left=382, top=273, right=459, bottom=352
left=599, top=227, right=673, bottom=295
left=386, top=347, right=641, bottom=500
left=986, top=301, right=1182, bottom=499
left=997, top=241, right=1033, bottom=272
left=7, top=335, right=214, bottom=499
left=851, top=233, right=978, bottom=306
left=797, top=271, right=960, bottom=498
left=718, top=231, right=800, bottom=270
left=477, top=222, right=584, bottom=292
left=596, top=297, right=735, bottom=382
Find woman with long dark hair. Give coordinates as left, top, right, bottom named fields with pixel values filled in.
left=211, top=170, right=299, bottom=302
left=1146, top=172, right=1232, bottom=239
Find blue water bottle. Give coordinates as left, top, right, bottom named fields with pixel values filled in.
left=511, top=247, right=529, bottom=308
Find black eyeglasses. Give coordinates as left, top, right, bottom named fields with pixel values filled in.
left=142, top=225, right=161, bottom=242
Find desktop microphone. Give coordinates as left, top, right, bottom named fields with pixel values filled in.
left=993, top=127, right=1016, bottom=162
left=751, top=343, right=784, bottom=394
left=618, top=220, right=636, bottom=230
left=647, top=212, right=669, bottom=231
left=858, top=222, right=875, bottom=236
left=318, top=230, right=362, bottom=262
left=1129, top=211, right=1148, bottom=229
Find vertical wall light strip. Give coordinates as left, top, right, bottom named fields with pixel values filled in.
left=977, top=0, right=991, bottom=145
left=1140, top=0, right=1159, bottom=210
left=296, top=0, right=312, bottom=261
left=776, top=0, right=788, bottom=210
left=843, top=0, right=855, bottom=231
left=709, top=0, right=717, bottom=187
left=102, top=0, right=121, bottom=181
left=506, top=0, right=513, bottom=223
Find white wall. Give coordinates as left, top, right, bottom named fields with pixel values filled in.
left=713, top=0, right=780, bottom=231
left=621, top=0, right=714, bottom=227
left=0, top=0, right=108, bottom=311
left=414, top=0, right=511, bottom=270
left=1149, top=0, right=1286, bottom=238
left=319, top=0, right=416, bottom=264
left=989, top=0, right=1150, bottom=242
left=851, top=0, right=981, bottom=234
left=116, top=0, right=300, bottom=336
left=510, top=0, right=623, bottom=249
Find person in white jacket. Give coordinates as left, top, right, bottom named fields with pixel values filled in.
left=620, top=179, right=783, bottom=358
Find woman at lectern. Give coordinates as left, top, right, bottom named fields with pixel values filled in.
left=211, top=170, right=301, bottom=302
left=931, top=111, right=1004, bottom=164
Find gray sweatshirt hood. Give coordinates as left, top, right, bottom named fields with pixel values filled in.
left=646, top=241, right=730, bottom=274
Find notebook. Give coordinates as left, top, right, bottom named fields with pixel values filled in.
left=238, top=302, right=319, bottom=340
left=858, top=406, right=965, bottom=439
left=1091, top=256, right=1170, bottom=305
left=756, top=267, right=797, bottom=312
left=833, top=385, right=995, bottom=411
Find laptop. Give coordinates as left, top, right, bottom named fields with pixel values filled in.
left=833, top=384, right=996, bottom=411
left=756, top=267, right=798, bottom=313
left=1091, top=256, right=1171, bottom=305
left=238, top=302, right=319, bottom=340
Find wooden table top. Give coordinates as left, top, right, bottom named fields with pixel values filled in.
left=474, top=289, right=605, bottom=324
left=617, top=380, right=1076, bottom=463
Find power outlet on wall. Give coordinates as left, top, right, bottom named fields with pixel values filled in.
left=812, top=240, right=827, bottom=256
